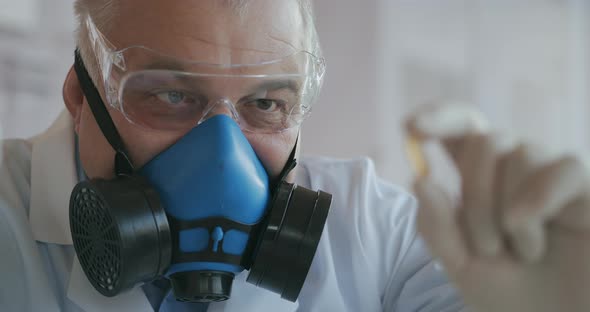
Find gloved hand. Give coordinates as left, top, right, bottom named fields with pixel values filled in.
left=406, top=105, right=590, bottom=312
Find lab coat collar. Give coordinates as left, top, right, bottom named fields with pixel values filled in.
left=29, top=110, right=77, bottom=245
left=28, top=110, right=153, bottom=311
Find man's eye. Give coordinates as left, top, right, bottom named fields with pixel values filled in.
left=155, top=91, right=187, bottom=105
left=252, top=99, right=280, bottom=111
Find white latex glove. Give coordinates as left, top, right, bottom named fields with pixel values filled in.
left=406, top=105, right=590, bottom=312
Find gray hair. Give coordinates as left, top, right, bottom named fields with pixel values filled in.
left=73, top=0, right=321, bottom=85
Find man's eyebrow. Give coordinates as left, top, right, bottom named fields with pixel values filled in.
left=142, top=60, right=203, bottom=88
left=249, top=79, right=300, bottom=94
left=143, top=59, right=187, bottom=71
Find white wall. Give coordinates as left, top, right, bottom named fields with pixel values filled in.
left=0, top=0, right=75, bottom=138
left=302, top=0, right=380, bottom=164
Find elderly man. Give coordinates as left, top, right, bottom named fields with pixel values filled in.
left=2, top=0, right=590, bottom=311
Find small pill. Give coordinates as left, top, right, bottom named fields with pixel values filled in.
left=405, top=135, right=429, bottom=179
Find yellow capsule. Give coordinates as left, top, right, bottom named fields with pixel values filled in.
left=405, top=135, right=429, bottom=179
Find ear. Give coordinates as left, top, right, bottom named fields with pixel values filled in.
left=63, top=65, right=84, bottom=133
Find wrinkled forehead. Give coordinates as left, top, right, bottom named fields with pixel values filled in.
left=107, top=0, right=307, bottom=65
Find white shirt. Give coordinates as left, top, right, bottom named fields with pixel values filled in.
left=0, top=111, right=465, bottom=311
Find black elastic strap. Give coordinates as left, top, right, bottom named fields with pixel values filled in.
left=73, top=49, right=134, bottom=175
left=274, top=135, right=299, bottom=188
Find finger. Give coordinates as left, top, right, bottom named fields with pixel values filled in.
left=554, top=156, right=590, bottom=230
left=506, top=220, right=546, bottom=263
left=495, top=143, right=545, bottom=214
left=458, top=134, right=502, bottom=257
left=414, top=178, right=469, bottom=275
left=503, top=156, right=590, bottom=262
left=495, top=143, right=544, bottom=261
left=556, top=198, right=590, bottom=230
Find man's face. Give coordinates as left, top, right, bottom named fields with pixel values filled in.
left=74, top=0, right=306, bottom=180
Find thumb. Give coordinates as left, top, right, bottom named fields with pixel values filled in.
left=414, top=178, right=469, bottom=275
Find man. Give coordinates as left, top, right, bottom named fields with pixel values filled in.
left=1, top=0, right=590, bottom=311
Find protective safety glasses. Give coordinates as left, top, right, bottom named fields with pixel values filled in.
left=84, top=15, right=326, bottom=133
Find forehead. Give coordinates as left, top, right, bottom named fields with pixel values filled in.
left=108, top=0, right=306, bottom=64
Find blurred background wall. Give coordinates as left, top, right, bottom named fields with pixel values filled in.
left=1, top=0, right=589, bottom=187
left=0, top=0, right=74, bottom=137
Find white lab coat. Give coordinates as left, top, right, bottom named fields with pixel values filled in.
left=0, top=111, right=465, bottom=312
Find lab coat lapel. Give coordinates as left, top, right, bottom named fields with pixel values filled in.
left=29, top=110, right=77, bottom=245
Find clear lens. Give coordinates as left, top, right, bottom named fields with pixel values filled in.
left=119, top=70, right=311, bottom=132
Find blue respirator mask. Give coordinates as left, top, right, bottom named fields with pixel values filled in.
left=69, top=50, right=332, bottom=303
